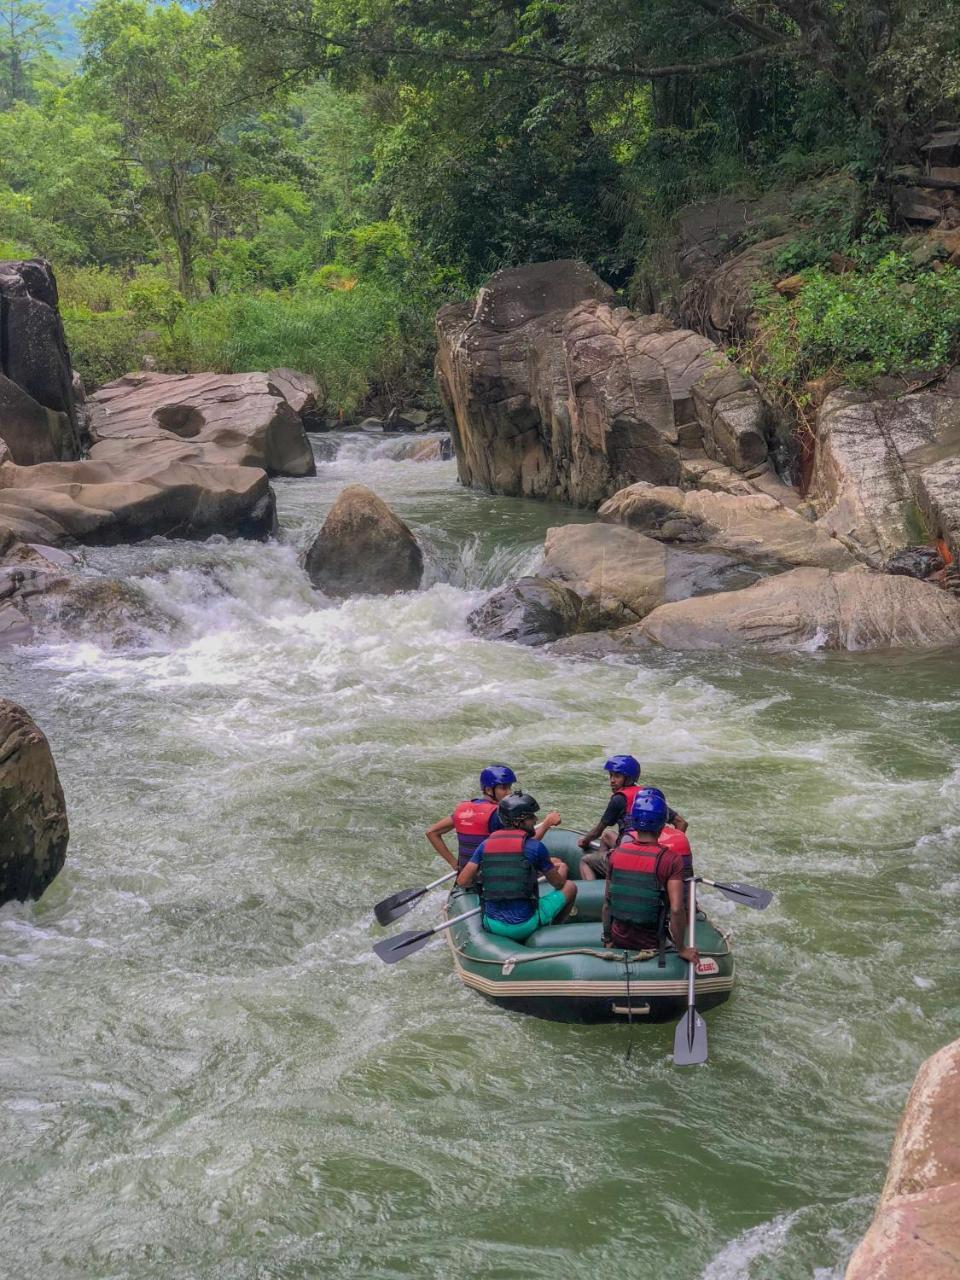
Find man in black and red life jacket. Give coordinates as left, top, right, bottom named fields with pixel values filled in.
left=425, top=764, right=562, bottom=872
left=456, top=792, right=576, bottom=941
left=603, top=788, right=699, bottom=964
left=578, top=754, right=687, bottom=880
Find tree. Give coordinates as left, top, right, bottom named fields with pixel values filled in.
left=0, top=0, right=57, bottom=107
left=78, top=0, right=245, bottom=296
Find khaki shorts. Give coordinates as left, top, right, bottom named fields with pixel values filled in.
left=579, top=847, right=610, bottom=878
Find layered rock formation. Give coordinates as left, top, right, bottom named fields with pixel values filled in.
left=436, top=260, right=769, bottom=507
left=0, top=259, right=81, bottom=464
left=89, top=371, right=316, bottom=477
left=845, top=1037, right=960, bottom=1280
left=303, top=485, right=423, bottom=596
left=0, top=698, right=69, bottom=905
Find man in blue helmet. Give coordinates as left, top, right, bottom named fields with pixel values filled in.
left=425, top=764, right=562, bottom=872
left=577, top=754, right=686, bottom=880
left=457, top=792, right=576, bottom=940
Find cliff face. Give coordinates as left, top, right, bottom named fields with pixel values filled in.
left=436, top=259, right=769, bottom=508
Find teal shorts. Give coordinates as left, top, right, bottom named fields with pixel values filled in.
left=483, top=889, right=568, bottom=941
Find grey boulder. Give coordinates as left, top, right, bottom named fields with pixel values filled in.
left=468, top=577, right=583, bottom=645
left=303, top=485, right=423, bottom=596
left=0, top=698, right=69, bottom=905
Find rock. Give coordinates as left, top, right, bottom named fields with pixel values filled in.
left=691, top=362, right=769, bottom=471
left=541, top=522, right=757, bottom=630
left=883, top=546, right=944, bottom=579
left=467, top=577, right=583, bottom=645
left=634, top=566, right=960, bottom=651
left=267, top=368, right=323, bottom=430
left=18, top=576, right=175, bottom=648
left=549, top=629, right=649, bottom=659
left=303, top=484, right=423, bottom=596
left=88, top=371, right=316, bottom=477
left=680, top=234, right=793, bottom=346
left=0, top=455, right=277, bottom=545
left=844, top=1037, right=960, bottom=1280
left=0, top=698, right=69, bottom=905
left=358, top=417, right=385, bottom=433
left=599, top=485, right=854, bottom=570
left=0, top=372, right=78, bottom=465
left=813, top=389, right=960, bottom=562
left=436, top=260, right=768, bottom=506
left=0, top=260, right=80, bottom=459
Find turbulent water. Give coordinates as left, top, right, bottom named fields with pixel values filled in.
left=1, top=433, right=958, bottom=1279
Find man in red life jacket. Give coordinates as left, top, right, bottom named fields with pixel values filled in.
left=457, top=792, right=576, bottom=940
left=603, top=788, right=699, bottom=963
left=425, top=764, right=562, bottom=872
left=578, top=754, right=687, bottom=880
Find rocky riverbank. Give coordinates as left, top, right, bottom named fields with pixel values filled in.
left=440, top=259, right=960, bottom=654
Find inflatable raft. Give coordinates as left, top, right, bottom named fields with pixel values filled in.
left=443, top=828, right=735, bottom=1023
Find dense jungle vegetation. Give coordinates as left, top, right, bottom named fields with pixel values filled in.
left=2, top=0, right=960, bottom=414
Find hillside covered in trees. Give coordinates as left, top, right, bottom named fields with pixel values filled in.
left=3, top=0, right=960, bottom=424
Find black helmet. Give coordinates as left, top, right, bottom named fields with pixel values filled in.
left=498, top=792, right=540, bottom=825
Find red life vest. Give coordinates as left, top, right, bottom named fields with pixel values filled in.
left=616, top=783, right=642, bottom=818
left=452, top=797, right=498, bottom=870
left=658, top=825, right=693, bottom=878
left=608, top=838, right=667, bottom=928
left=478, top=828, right=538, bottom=903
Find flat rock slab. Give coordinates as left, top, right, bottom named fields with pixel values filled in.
left=599, top=484, right=854, bottom=570
left=845, top=1037, right=960, bottom=1280
left=0, top=698, right=68, bottom=905
left=541, top=521, right=758, bottom=630
left=634, top=566, right=960, bottom=651
left=0, top=456, right=277, bottom=545
left=303, top=484, right=423, bottom=596
left=89, top=371, right=315, bottom=477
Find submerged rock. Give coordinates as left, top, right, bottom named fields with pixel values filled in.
left=883, top=545, right=944, bottom=580
left=599, top=484, right=854, bottom=570
left=0, top=698, right=69, bottom=905
left=845, top=1037, right=960, bottom=1280
left=635, top=566, right=960, bottom=651
left=303, top=484, right=423, bottom=596
left=468, top=577, right=583, bottom=646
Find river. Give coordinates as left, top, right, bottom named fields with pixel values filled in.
left=1, top=433, right=958, bottom=1279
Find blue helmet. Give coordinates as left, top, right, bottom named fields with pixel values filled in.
left=630, top=788, right=669, bottom=831
left=480, top=764, right=517, bottom=790
left=604, top=754, right=641, bottom=782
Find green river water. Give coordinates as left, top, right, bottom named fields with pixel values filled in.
left=1, top=434, right=958, bottom=1279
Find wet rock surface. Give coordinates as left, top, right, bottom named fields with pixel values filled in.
left=303, top=484, right=423, bottom=597
left=0, top=697, right=69, bottom=905
left=467, top=576, right=583, bottom=646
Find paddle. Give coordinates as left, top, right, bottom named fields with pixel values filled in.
left=673, top=876, right=708, bottom=1067
left=373, top=906, right=481, bottom=965
left=373, top=869, right=457, bottom=926
left=699, top=877, right=773, bottom=911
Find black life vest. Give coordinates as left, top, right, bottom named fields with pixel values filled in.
left=608, top=838, right=667, bottom=928
left=479, top=828, right=538, bottom=904
left=452, top=797, right=498, bottom=870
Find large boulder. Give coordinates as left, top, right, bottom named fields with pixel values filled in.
left=303, top=484, right=423, bottom=596
left=812, top=389, right=960, bottom=563
left=88, top=371, right=316, bottom=477
left=0, top=699, right=68, bottom=905
left=0, top=455, right=277, bottom=545
left=267, top=367, right=323, bottom=430
left=633, top=566, right=960, bottom=651
left=467, top=577, right=583, bottom=645
left=540, top=522, right=756, bottom=630
left=0, top=259, right=81, bottom=463
left=599, top=484, right=855, bottom=570
left=845, top=1037, right=960, bottom=1280
left=436, top=260, right=768, bottom=507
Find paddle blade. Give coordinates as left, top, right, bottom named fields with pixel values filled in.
left=372, top=928, right=435, bottom=965
left=714, top=880, right=773, bottom=911
left=374, top=886, right=426, bottom=926
left=673, top=1009, right=708, bottom=1066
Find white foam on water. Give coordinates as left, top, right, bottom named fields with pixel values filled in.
left=701, top=1210, right=803, bottom=1278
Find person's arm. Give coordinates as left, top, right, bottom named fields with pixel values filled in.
left=534, top=810, right=561, bottom=841
left=425, top=816, right=458, bottom=870
left=668, top=807, right=689, bottom=833
left=532, top=842, right=566, bottom=889
left=457, top=854, right=480, bottom=888
left=577, top=795, right=625, bottom=849
left=666, top=877, right=699, bottom=963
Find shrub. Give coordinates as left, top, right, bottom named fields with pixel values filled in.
left=61, top=306, right=148, bottom=389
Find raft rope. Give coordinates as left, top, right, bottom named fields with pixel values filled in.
left=445, top=940, right=730, bottom=971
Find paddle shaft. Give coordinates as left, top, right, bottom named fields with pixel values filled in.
left=686, top=875, right=697, bottom=1016
left=424, top=869, right=457, bottom=893
left=432, top=905, right=481, bottom=935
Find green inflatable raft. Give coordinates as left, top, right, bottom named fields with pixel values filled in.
left=442, top=829, right=735, bottom=1023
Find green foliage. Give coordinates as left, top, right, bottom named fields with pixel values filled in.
left=750, top=254, right=960, bottom=394
left=62, top=304, right=146, bottom=388
left=127, top=277, right=184, bottom=334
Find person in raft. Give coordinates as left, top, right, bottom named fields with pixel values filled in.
left=425, top=764, right=563, bottom=873
left=456, top=792, right=577, bottom=940
left=603, top=788, right=699, bottom=963
left=577, top=754, right=687, bottom=880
